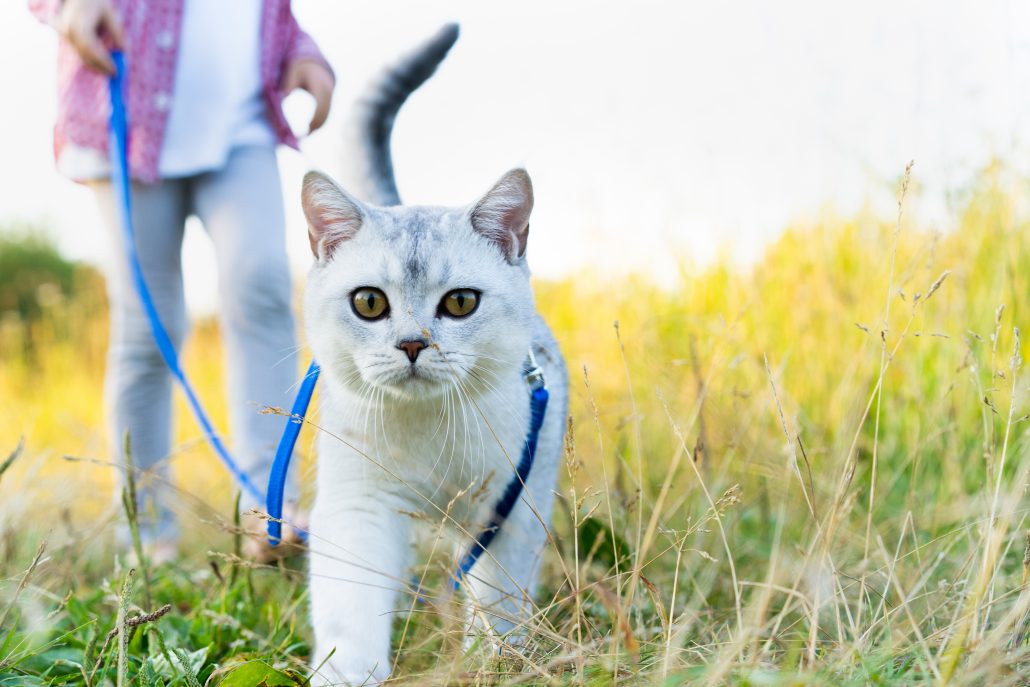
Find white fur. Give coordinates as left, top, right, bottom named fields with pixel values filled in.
left=302, top=170, right=567, bottom=685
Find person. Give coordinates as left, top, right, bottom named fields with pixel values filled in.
left=29, top=0, right=334, bottom=561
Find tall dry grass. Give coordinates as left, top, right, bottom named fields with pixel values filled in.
left=3, top=164, right=1030, bottom=683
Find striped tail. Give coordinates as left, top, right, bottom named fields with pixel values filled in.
left=345, top=23, right=460, bottom=207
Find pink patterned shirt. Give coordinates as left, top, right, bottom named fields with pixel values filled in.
left=30, top=0, right=332, bottom=183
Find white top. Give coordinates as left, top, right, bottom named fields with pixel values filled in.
left=158, top=0, right=275, bottom=178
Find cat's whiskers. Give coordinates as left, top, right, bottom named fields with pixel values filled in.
left=425, top=385, right=459, bottom=501
left=337, top=366, right=371, bottom=392
left=449, top=370, right=489, bottom=494
left=345, top=379, right=373, bottom=427
left=358, top=379, right=380, bottom=454
left=443, top=372, right=468, bottom=485
left=441, top=379, right=462, bottom=496
left=285, top=361, right=324, bottom=395
left=336, top=361, right=389, bottom=423
left=365, top=384, right=381, bottom=453
left=436, top=346, right=512, bottom=469
left=452, top=374, right=477, bottom=490
left=430, top=382, right=452, bottom=440
left=441, top=350, right=516, bottom=366
left=270, top=342, right=307, bottom=370
left=376, top=385, right=394, bottom=463
left=463, top=365, right=528, bottom=431
left=460, top=361, right=538, bottom=442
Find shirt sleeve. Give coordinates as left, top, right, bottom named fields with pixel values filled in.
left=282, top=12, right=335, bottom=82
left=28, top=0, right=62, bottom=26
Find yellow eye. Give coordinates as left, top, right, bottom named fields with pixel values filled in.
left=351, top=288, right=389, bottom=320
left=441, top=289, right=480, bottom=318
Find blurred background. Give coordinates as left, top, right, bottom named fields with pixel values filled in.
left=4, top=1, right=1030, bottom=306
left=5, top=0, right=1030, bottom=519
left=6, top=2, right=1030, bottom=682
left=5, top=0, right=1030, bottom=522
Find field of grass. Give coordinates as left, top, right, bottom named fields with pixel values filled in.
left=3, top=164, right=1030, bottom=685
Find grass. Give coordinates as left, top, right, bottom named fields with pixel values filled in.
left=3, top=163, right=1030, bottom=684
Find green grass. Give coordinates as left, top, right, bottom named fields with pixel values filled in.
left=4, top=163, right=1030, bottom=684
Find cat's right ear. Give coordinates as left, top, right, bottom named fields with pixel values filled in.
left=301, top=171, right=364, bottom=262
left=469, top=168, right=534, bottom=263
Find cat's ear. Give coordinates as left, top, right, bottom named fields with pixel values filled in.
left=302, top=171, right=365, bottom=262
left=469, top=168, right=534, bottom=262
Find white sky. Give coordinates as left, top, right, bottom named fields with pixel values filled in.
left=3, top=1, right=1030, bottom=313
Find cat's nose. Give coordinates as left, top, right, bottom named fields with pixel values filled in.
left=396, top=338, right=428, bottom=363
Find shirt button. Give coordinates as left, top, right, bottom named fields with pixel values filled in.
left=154, top=92, right=171, bottom=111
left=156, top=30, right=174, bottom=49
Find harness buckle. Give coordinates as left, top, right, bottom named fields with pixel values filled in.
left=523, top=349, right=546, bottom=392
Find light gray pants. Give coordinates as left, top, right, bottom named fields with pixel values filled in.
left=92, top=146, right=298, bottom=539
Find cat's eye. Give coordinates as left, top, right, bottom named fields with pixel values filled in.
left=440, top=289, right=480, bottom=318
left=351, top=287, right=389, bottom=320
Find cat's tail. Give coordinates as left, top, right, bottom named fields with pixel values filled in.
left=344, top=23, right=460, bottom=207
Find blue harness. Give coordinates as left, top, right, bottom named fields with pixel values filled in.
left=453, top=359, right=549, bottom=589
left=108, top=53, right=549, bottom=586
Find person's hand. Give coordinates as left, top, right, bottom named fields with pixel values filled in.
left=281, top=59, right=335, bottom=135
left=57, top=0, right=124, bottom=75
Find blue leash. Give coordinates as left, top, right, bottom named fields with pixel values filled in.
left=266, top=359, right=319, bottom=544
left=108, top=52, right=264, bottom=504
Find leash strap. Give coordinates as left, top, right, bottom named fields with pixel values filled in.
left=108, top=52, right=264, bottom=503
left=266, top=359, right=320, bottom=544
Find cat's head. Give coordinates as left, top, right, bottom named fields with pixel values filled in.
left=301, top=169, right=537, bottom=402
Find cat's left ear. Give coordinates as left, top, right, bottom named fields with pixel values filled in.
left=302, top=171, right=365, bottom=263
left=469, top=168, right=534, bottom=263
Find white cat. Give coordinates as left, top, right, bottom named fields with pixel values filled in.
left=300, top=25, right=568, bottom=684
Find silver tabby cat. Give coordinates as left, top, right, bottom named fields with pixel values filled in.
left=299, top=24, right=568, bottom=684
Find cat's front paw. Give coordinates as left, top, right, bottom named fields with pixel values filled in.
left=311, top=647, right=390, bottom=686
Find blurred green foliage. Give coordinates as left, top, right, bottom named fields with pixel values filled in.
left=0, top=227, right=103, bottom=325
left=0, top=227, right=106, bottom=360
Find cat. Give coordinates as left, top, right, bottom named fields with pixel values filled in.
left=299, top=24, right=568, bottom=684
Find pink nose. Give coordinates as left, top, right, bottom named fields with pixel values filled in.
left=397, top=338, right=427, bottom=363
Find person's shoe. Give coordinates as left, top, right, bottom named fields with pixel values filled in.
left=240, top=505, right=309, bottom=564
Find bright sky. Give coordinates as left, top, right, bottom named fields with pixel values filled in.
left=3, top=1, right=1030, bottom=313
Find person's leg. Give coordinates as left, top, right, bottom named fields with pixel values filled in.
left=91, top=179, right=190, bottom=544
left=191, top=145, right=299, bottom=510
